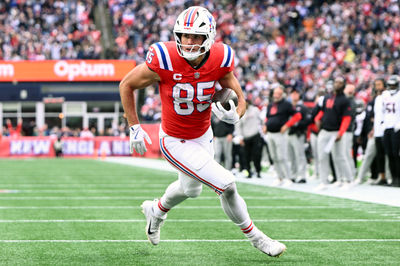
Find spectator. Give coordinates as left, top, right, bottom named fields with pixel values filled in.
left=287, top=88, right=311, bottom=183
left=6, top=118, right=22, bottom=138
left=314, top=76, right=353, bottom=191
left=53, top=136, right=64, bottom=157
left=211, top=114, right=234, bottom=171
left=263, top=86, right=302, bottom=186
left=343, top=84, right=357, bottom=177
left=234, top=100, right=263, bottom=178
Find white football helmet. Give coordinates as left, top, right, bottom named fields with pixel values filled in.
left=387, top=75, right=399, bottom=95
left=173, top=6, right=216, bottom=61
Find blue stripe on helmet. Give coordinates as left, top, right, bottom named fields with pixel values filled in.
left=186, top=8, right=195, bottom=26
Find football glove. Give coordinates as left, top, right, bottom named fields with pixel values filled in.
left=395, top=122, right=400, bottom=132
left=129, top=124, right=152, bottom=155
left=211, top=100, right=240, bottom=124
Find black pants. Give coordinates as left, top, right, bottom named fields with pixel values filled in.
left=353, top=135, right=367, bottom=170
left=232, top=143, right=246, bottom=171
left=261, top=136, right=274, bottom=165
left=383, top=129, right=400, bottom=185
left=375, top=137, right=385, bottom=174
left=243, top=133, right=262, bottom=175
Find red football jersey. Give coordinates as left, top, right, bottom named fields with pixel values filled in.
left=145, top=41, right=235, bottom=139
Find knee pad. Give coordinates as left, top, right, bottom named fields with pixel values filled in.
left=183, top=185, right=202, bottom=198
left=221, top=182, right=236, bottom=199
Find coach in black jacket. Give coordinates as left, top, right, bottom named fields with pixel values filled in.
left=264, top=86, right=302, bottom=186
left=314, top=76, right=353, bottom=190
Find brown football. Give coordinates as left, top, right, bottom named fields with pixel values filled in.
left=212, top=88, right=238, bottom=110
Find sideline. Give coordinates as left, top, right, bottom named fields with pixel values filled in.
left=103, top=157, right=400, bottom=208
left=2, top=239, right=400, bottom=243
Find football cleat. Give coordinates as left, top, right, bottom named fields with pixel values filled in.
left=141, top=200, right=166, bottom=245
left=249, top=230, right=286, bottom=257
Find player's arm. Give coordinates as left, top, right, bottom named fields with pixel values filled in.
left=218, top=71, right=246, bottom=118
left=119, top=63, right=160, bottom=155
left=119, top=63, right=160, bottom=126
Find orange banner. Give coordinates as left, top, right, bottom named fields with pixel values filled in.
left=0, top=60, right=136, bottom=82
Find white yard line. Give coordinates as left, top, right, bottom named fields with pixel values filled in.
left=0, top=184, right=168, bottom=188
left=0, top=196, right=302, bottom=200
left=0, top=219, right=398, bottom=223
left=0, top=189, right=166, bottom=193
left=103, top=157, right=400, bottom=208
left=0, top=205, right=354, bottom=209
left=0, top=239, right=399, bottom=243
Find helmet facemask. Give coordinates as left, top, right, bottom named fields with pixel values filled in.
left=387, top=75, right=400, bottom=95
left=174, top=33, right=207, bottom=61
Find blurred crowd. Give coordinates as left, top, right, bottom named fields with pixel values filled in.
left=0, top=0, right=101, bottom=60
left=107, top=0, right=400, bottom=118
left=2, top=1, right=400, bottom=119
left=1, top=1, right=400, bottom=186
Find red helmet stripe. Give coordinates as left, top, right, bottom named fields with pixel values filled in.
left=183, top=8, right=192, bottom=26
left=186, top=7, right=199, bottom=27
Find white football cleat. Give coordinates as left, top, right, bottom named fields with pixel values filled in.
left=141, top=200, right=166, bottom=245
left=282, top=179, right=293, bottom=187
left=330, top=180, right=342, bottom=188
left=249, top=230, right=286, bottom=257
left=271, top=178, right=283, bottom=187
left=314, top=183, right=328, bottom=191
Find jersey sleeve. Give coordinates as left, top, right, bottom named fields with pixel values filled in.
left=145, top=42, right=174, bottom=73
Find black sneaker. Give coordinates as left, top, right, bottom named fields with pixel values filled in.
left=374, top=179, right=387, bottom=186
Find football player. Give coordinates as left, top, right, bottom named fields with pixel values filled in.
left=381, top=75, right=400, bottom=187
left=119, top=6, right=286, bottom=257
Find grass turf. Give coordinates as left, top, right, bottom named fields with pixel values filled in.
left=0, top=158, right=399, bottom=265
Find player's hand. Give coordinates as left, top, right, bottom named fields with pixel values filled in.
left=395, top=123, right=400, bottom=132
left=335, top=133, right=342, bottom=142
left=129, top=124, right=152, bottom=155
left=315, top=120, right=321, bottom=131
left=211, top=100, right=240, bottom=124
left=280, top=125, right=288, bottom=134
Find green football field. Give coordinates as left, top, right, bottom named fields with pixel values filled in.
left=0, top=159, right=399, bottom=265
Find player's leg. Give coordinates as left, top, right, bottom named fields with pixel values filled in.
left=310, top=132, right=319, bottom=179
left=223, top=137, right=233, bottom=171
left=274, top=132, right=293, bottom=184
left=391, top=130, right=400, bottom=186
left=141, top=179, right=185, bottom=245
left=161, top=128, right=286, bottom=256
left=267, top=134, right=284, bottom=185
left=315, top=130, right=332, bottom=189
left=243, top=137, right=253, bottom=176
left=344, top=132, right=356, bottom=178
left=142, top=129, right=207, bottom=245
left=288, top=135, right=297, bottom=179
left=355, top=137, right=376, bottom=183
left=213, top=137, right=223, bottom=164
left=219, top=180, right=286, bottom=257
left=295, top=134, right=307, bottom=182
left=252, top=134, right=262, bottom=177
left=332, top=135, right=353, bottom=186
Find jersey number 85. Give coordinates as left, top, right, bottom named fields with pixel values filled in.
left=173, top=81, right=215, bottom=115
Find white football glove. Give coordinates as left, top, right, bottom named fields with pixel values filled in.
left=129, top=124, right=152, bottom=155
left=211, top=100, right=240, bottom=124
left=395, top=122, right=400, bottom=132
